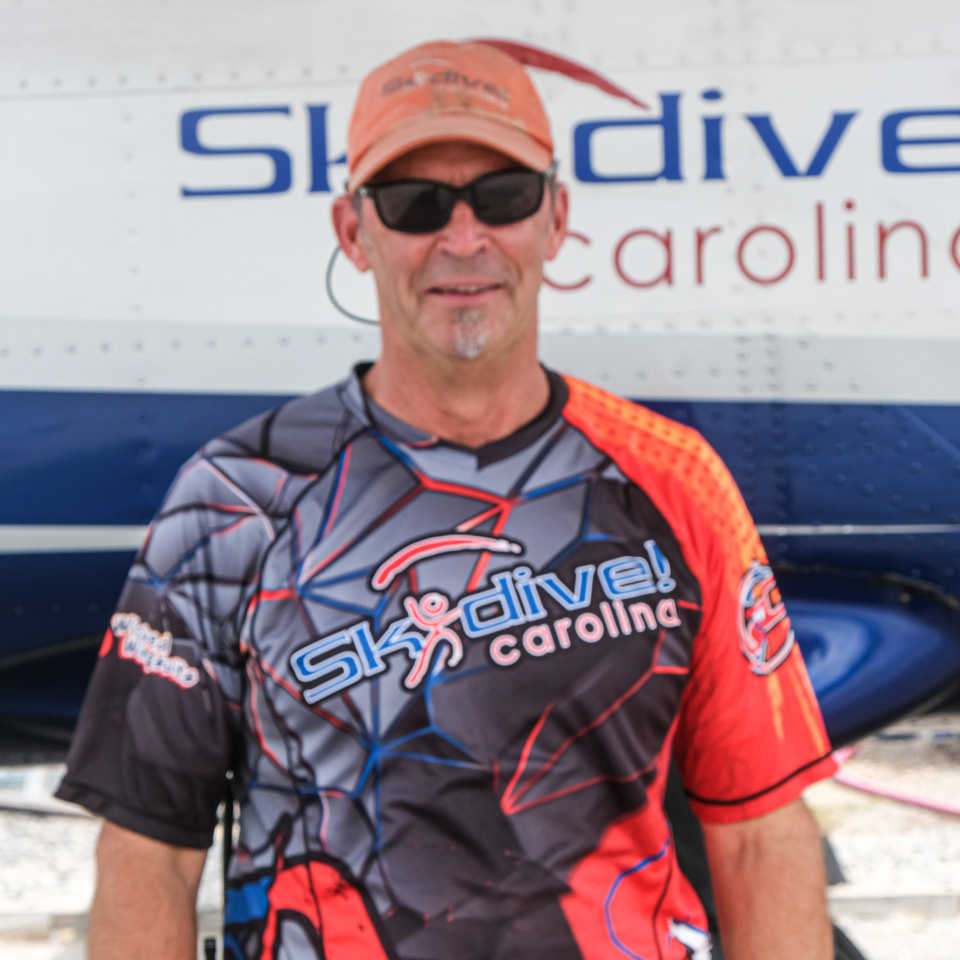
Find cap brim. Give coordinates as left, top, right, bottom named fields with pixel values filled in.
left=348, top=112, right=553, bottom=192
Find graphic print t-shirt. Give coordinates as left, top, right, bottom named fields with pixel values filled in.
left=58, top=368, right=836, bottom=960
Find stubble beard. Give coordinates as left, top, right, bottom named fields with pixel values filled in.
left=451, top=307, right=489, bottom=360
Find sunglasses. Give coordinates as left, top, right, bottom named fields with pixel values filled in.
left=356, top=162, right=557, bottom=234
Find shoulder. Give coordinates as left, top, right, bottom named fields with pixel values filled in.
left=559, top=374, right=758, bottom=568
left=155, top=377, right=368, bottom=537
left=209, top=378, right=368, bottom=474
left=560, top=374, right=730, bottom=493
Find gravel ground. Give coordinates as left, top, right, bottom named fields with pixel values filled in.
left=804, top=712, right=960, bottom=960
left=1, top=713, right=958, bottom=959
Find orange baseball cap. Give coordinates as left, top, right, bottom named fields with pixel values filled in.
left=346, top=40, right=554, bottom=192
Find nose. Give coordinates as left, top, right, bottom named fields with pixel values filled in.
left=437, top=198, right=489, bottom=256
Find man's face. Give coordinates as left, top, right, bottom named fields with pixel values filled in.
left=332, top=141, right=568, bottom=367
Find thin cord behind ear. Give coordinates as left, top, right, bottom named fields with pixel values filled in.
left=325, top=245, right=380, bottom=326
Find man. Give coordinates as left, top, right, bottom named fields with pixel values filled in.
left=57, top=40, right=837, bottom=960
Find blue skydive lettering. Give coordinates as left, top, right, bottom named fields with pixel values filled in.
left=307, top=104, right=348, bottom=193
left=598, top=556, right=656, bottom=598
left=179, top=97, right=960, bottom=198
left=644, top=539, right=676, bottom=592
left=881, top=109, right=960, bottom=173
left=744, top=111, right=857, bottom=177
left=354, top=619, right=425, bottom=672
left=512, top=567, right=547, bottom=619
left=291, top=630, right=363, bottom=703
left=534, top=565, right=595, bottom=609
left=573, top=94, right=683, bottom=183
left=460, top=572, right=525, bottom=638
left=180, top=107, right=293, bottom=197
left=596, top=542, right=675, bottom=597
left=572, top=92, right=857, bottom=184
left=181, top=104, right=347, bottom=196
left=701, top=89, right=725, bottom=181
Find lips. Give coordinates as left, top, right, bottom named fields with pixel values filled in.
left=428, top=283, right=502, bottom=295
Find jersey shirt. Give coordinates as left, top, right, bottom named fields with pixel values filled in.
left=58, top=367, right=836, bottom=960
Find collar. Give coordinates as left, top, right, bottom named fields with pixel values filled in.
left=343, top=362, right=568, bottom=468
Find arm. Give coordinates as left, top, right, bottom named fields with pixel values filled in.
left=701, top=797, right=831, bottom=960
left=89, top=820, right=208, bottom=960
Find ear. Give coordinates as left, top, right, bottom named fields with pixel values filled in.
left=544, top=182, right=569, bottom=261
left=331, top=195, right=372, bottom=272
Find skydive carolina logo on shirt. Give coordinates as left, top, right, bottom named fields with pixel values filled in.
left=290, top=536, right=683, bottom=704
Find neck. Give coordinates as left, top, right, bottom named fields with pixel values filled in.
left=362, top=348, right=550, bottom=448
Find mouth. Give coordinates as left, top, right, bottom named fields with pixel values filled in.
left=427, top=282, right=503, bottom=297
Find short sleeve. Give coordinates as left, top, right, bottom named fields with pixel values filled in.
left=558, top=375, right=836, bottom=825
left=671, top=453, right=837, bottom=823
left=55, top=448, right=270, bottom=848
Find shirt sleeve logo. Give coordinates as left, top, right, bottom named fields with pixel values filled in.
left=111, top=612, right=200, bottom=689
left=737, top=561, right=795, bottom=676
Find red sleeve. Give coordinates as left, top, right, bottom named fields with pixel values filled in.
left=561, top=375, right=837, bottom=824
left=666, top=459, right=837, bottom=823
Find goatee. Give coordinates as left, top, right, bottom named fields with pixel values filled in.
left=451, top=308, right=489, bottom=360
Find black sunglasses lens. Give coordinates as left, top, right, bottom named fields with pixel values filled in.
left=369, top=169, right=547, bottom=232
left=373, top=182, right=452, bottom=233
left=472, top=170, right=545, bottom=225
